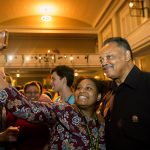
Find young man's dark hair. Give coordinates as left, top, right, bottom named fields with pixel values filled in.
left=51, top=65, right=74, bottom=87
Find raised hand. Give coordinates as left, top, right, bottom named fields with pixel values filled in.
left=0, top=72, right=9, bottom=90
left=0, top=126, right=20, bottom=142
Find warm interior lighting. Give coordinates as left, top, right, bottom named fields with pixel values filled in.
left=94, top=75, right=100, bottom=79
left=41, top=15, right=52, bottom=22
left=25, top=56, right=30, bottom=61
left=8, top=55, right=13, bottom=61
left=128, top=0, right=149, bottom=17
left=4, top=54, right=100, bottom=67
left=16, top=74, right=20, bottom=78
left=39, top=5, right=55, bottom=14
left=39, top=5, right=54, bottom=22
left=129, top=2, right=134, bottom=8
left=69, top=56, right=74, bottom=61
left=74, top=72, right=79, bottom=77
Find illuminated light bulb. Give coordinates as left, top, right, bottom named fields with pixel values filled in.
left=25, top=56, right=30, bottom=61
left=74, top=72, right=78, bottom=76
left=94, top=75, right=100, bottom=79
left=104, top=73, right=107, bottom=76
left=70, top=56, right=73, bottom=61
left=129, top=2, right=134, bottom=8
left=41, top=15, right=52, bottom=22
left=8, top=55, right=13, bottom=61
left=16, top=74, right=20, bottom=77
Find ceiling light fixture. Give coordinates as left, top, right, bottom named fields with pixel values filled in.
left=40, top=5, right=53, bottom=22
left=41, top=15, right=52, bottom=22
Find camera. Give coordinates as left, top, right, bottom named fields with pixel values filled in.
left=0, top=30, right=8, bottom=50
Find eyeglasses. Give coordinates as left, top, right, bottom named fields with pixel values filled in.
left=25, top=91, right=39, bottom=95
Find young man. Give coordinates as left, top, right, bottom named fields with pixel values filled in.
left=99, top=37, right=150, bottom=150
left=50, top=65, right=75, bottom=104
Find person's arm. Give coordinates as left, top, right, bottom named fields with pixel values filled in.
left=0, top=77, right=57, bottom=123
left=1, top=87, right=57, bottom=123
left=0, top=126, right=19, bottom=142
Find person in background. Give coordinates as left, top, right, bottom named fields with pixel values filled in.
left=23, top=81, right=41, bottom=101
left=44, top=89, right=55, bottom=100
left=5, top=73, right=13, bottom=87
left=50, top=65, right=75, bottom=104
left=0, top=76, right=106, bottom=150
left=99, top=37, right=150, bottom=150
left=36, top=81, right=51, bottom=102
left=15, top=85, right=23, bottom=92
left=6, top=81, right=49, bottom=150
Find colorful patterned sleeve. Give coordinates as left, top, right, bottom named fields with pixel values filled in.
left=0, top=87, right=60, bottom=123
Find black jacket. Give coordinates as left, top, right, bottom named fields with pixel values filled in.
left=103, top=66, right=150, bottom=150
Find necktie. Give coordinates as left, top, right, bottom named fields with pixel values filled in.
left=100, top=91, right=115, bottom=117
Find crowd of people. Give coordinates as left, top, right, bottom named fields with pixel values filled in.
left=0, top=37, right=150, bottom=150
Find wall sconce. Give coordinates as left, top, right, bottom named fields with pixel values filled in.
left=7, top=55, right=18, bottom=62
left=129, top=0, right=149, bottom=17
left=74, top=72, right=79, bottom=77
left=16, top=73, right=20, bottom=78
left=69, top=56, right=74, bottom=61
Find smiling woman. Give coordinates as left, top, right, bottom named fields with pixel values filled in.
left=23, top=81, right=41, bottom=101
left=0, top=76, right=106, bottom=150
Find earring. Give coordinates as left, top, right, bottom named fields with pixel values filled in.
left=97, top=94, right=101, bottom=101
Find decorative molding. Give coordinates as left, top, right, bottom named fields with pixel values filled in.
left=127, top=19, right=150, bottom=52
left=0, top=54, right=101, bottom=68
left=101, top=21, right=113, bottom=43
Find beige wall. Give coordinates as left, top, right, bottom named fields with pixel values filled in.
left=3, top=36, right=97, bottom=54
left=141, top=55, right=150, bottom=72
left=97, top=0, right=150, bottom=72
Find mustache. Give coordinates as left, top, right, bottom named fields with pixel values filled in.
left=102, top=64, right=113, bottom=70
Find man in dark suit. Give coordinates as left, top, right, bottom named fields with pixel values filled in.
left=99, top=37, right=150, bottom=150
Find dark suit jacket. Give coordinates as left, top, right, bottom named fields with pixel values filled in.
left=103, top=66, right=150, bottom=150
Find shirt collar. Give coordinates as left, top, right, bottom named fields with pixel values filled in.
left=123, top=65, right=141, bottom=89
left=110, top=65, right=141, bottom=91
